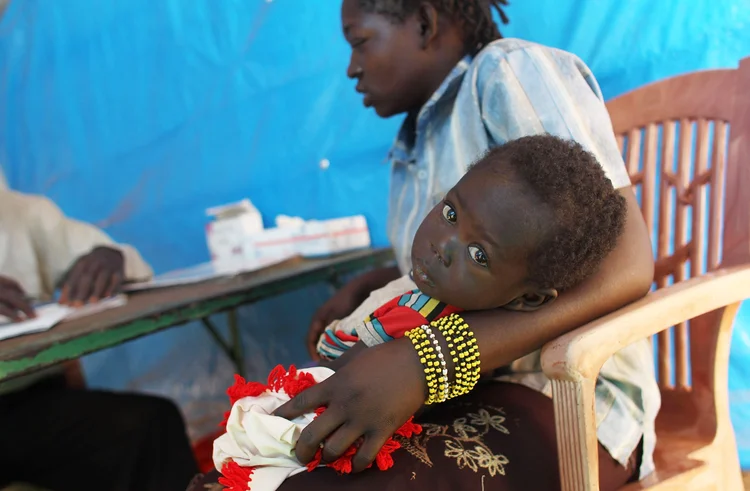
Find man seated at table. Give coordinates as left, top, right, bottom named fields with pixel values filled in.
left=0, top=188, right=199, bottom=491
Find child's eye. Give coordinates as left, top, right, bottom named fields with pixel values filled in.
left=442, top=204, right=457, bottom=223
left=468, top=245, right=488, bottom=267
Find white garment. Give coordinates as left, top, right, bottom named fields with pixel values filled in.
left=317, top=275, right=418, bottom=354
left=0, top=190, right=152, bottom=300
left=213, top=366, right=335, bottom=491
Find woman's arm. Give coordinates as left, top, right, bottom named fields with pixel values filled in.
left=276, top=187, right=653, bottom=472
left=467, top=44, right=654, bottom=365
left=319, top=341, right=368, bottom=371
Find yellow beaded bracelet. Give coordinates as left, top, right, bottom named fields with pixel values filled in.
left=405, top=327, right=443, bottom=405
left=421, top=324, right=450, bottom=402
left=430, top=314, right=481, bottom=399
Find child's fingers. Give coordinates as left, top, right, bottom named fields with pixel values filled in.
left=306, top=320, right=323, bottom=359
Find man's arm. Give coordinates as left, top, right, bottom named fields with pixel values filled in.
left=26, top=194, right=152, bottom=293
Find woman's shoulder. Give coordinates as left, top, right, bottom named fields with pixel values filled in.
left=465, top=38, right=594, bottom=100
left=469, top=38, right=587, bottom=77
left=476, top=38, right=540, bottom=59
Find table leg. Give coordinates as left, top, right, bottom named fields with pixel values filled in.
left=201, top=316, right=244, bottom=376
left=328, top=273, right=345, bottom=290
left=227, top=309, right=245, bottom=377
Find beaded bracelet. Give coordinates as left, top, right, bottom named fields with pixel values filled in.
left=420, top=324, right=450, bottom=403
left=406, top=314, right=481, bottom=405
left=404, top=327, right=442, bottom=404
left=431, top=314, right=481, bottom=399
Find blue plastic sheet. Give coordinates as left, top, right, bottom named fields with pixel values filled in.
left=1, top=0, right=749, bottom=449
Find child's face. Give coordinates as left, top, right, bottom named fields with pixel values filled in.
left=341, top=0, right=440, bottom=117
left=411, top=165, right=549, bottom=311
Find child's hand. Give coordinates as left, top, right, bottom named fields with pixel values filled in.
left=275, top=337, right=426, bottom=472
left=307, top=266, right=402, bottom=360
left=307, top=282, right=370, bottom=360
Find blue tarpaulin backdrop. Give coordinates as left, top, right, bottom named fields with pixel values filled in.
left=1, top=0, right=750, bottom=461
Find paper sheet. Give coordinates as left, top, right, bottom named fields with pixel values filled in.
left=123, top=254, right=297, bottom=292
left=0, top=295, right=128, bottom=342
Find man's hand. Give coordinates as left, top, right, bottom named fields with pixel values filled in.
left=275, top=337, right=426, bottom=472
left=59, top=246, right=125, bottom=306
left=0, top=276, right=35, bottom=321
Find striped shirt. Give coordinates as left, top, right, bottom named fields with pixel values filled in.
left=317, top=288, right=460, bottom=359
left=384, top=39, right=659, bottom=478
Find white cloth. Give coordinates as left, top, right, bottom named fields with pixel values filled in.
left=213, top=366, right=335, bottom=491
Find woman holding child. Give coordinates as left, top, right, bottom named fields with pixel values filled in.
left=216, top=1, right=658, bottom=490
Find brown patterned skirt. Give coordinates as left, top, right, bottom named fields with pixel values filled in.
left=187, top=382, right=640, bottom=491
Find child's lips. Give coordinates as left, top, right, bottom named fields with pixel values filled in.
left=412, top=260, right=435, bottom=288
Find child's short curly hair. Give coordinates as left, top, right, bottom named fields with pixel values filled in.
left=356, top=0, right=509, bottom=52
left=475, top=135, right=627, bottom=291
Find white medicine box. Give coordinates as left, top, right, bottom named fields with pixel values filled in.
left=205, top=199, right=263, bottom=268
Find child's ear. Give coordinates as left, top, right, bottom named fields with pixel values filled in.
left=417, top=2, right=440, bottom=48
left=503, top=289, right=558, bottom=312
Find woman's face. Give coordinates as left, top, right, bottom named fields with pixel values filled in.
left=341, top=0, right=434, bottom=118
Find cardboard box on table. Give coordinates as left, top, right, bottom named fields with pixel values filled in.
left=205, top=200, right=371, bottom=272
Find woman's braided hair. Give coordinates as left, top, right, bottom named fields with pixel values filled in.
left=357, top=0, right=509, bottom=52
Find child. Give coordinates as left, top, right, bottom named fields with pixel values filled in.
left=213, top=135, right=629, bottom=491
left=317, top=134, right=626, bottom=362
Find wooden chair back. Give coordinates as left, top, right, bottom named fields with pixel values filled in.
left=605, top=57, right=750, bottom=445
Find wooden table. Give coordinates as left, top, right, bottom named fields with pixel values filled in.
left=0, top=248, right=394, bottom=383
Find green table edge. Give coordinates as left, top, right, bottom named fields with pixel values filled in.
left=0, top=249, right=394, bottom=381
